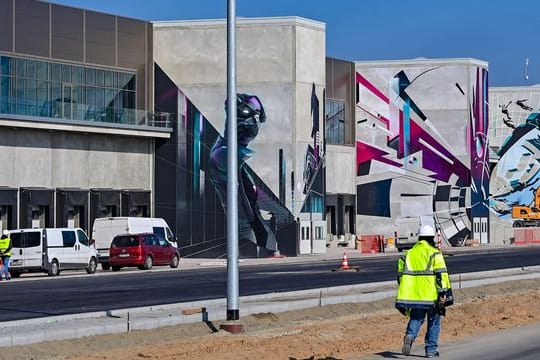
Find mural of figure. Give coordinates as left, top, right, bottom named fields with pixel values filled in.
left=208, top=94, right=272, bottom=249
left=516, top=99, right=533, bottom=111
left=499, top=101, right=512, bottom=119
left=503, top=116, right=516, bottom=129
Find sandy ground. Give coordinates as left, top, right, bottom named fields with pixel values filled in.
left=3, top=278, right=540, bottom=360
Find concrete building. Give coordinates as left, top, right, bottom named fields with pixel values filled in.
left=0, top=0, right=171, bottom=233
left=351, top=58, right=490, bottom=247
left=153, top=17, right=327, bottom=256
left=2, top=0, right=503, bottom=255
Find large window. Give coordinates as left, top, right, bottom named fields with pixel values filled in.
left=0, top=54, right=136, bottom=125
left=325, top=99, right=345, bottom=145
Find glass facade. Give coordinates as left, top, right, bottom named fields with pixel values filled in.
left=325, top=99, right=345, bottom=145
left=0, top=54, right=139, bottom=125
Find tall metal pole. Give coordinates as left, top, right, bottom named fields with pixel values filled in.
left=226, top=0, right=239, bottom=321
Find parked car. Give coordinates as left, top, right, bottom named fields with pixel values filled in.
left=92, top=217, right=177, bottom=270
left=109, top=233, right=180, bottom=271
left=9, top=228, right=98, bottom=277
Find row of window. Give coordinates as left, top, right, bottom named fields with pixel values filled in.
left=0, top=55, right=137, bottom=125
left=0, top=56, right=135, bottom=91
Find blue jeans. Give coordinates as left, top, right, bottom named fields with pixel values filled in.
left=405, top=307, right=441, bottom=355
left=2, top=256, right=10, bottom=279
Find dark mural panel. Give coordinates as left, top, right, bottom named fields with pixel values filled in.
left=357, top=180, right=392, bottom=217
left=154, top=65, right=296, bottom=258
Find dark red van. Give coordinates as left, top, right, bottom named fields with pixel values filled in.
left=109, top=233, right=180, bottom=271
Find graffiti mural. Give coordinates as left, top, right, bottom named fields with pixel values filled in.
left=355, top=62, right=489, bottom=246
left=154, top=65, right=295, bottom=258
left=208, top=94, right=276, bottom=250
left=489, top=88, right=540, bottom=236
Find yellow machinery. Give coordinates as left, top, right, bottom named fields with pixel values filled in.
left=512, top=187, right=540, bottom=227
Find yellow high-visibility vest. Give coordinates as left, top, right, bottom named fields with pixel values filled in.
left=396, top=240, right=451, bottom=309
left=0, top=237, right=11, bottom=257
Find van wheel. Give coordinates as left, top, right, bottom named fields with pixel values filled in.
left=101, top=263, right=111, bottom=271
left=9, top=271, right=21, bottom=278
left=170, top=254, right=179, bottom=268
left=48, top=260, right=60, bottom=276
left=143, top=256, right=153, bottom=270
left=86, top=257, right=97, bottom=274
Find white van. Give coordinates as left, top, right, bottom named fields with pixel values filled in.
left=395, top=216, right=435, bottom=252
left=92, top=217, right=177, bottom=270
left=9, top=228, right=98, bottom=277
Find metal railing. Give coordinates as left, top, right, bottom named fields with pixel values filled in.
left=0, top=96, right=172, bottom=129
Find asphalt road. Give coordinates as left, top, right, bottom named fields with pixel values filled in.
left=2, top=247, right=540, bottom=322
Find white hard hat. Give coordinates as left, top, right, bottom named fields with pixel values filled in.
left=2, top=230, right=8, bottom=236
left=418, top=225, right=435, bottom=237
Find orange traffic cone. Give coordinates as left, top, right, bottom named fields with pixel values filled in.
left=340, top=252, right=350, bottom=270
left=437, top=230, right=442, bottom=250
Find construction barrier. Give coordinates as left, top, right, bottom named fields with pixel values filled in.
left=514, top=227, right=540, bottom=244
left=357, top=235, right=385, bottom=253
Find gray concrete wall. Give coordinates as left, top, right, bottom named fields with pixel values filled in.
left=154, top=17, right=326, bottom=215
left=325, top=145, right=355, bottom=195
left=354, top=59, right=489, bottom=244
left=0, top=128, right=152, bottom=190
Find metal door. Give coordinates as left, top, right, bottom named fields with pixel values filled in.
left=299, top=220, right=311, bottom=254
left=480, top=217, right=488, bottom=244
left=473, top=217, right=481, bottom=242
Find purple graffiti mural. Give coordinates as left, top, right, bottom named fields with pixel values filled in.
left=208, top=94, right=274, bottom=249
left=355, top=65, right=489, bottom=246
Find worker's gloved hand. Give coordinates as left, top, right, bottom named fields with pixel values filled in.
left=435, top=301, right=446, bottom=316
left=435, top=293, right=447, bottom=316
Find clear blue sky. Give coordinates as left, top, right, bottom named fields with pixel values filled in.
left=49, top=0, right=537, bottom=87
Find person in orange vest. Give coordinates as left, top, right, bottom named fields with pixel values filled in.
left=395, top=225, right=453, bottom=358
left=0, top=230, right=12, bottom=280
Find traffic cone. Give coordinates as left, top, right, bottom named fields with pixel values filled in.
left=340, top=252, right=350, bottom=270
left=437, top=230, right=442, bottom=250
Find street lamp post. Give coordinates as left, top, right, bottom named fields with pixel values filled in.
left=220, top=0, right=244, bottom=334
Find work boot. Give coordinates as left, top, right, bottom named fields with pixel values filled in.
left=402, top=334, right=414, bottom=356
left=426, top=351, right=440, bottom=358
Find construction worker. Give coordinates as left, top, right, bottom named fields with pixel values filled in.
left=395, top=224, right=453, bottom=358
left=0, top=230, right=12, bottom=280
